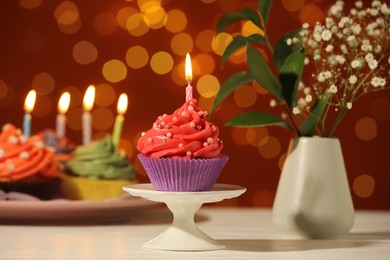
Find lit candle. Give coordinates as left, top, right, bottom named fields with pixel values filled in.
left=82, top=85, right=95, bottom=145
left=56, top=92, right=70, bottom=139
left=23, top=90, right=36, bottom=138
left=112, top=93, right=128, bottom=148
left=185, top=53, right=193, bottom=101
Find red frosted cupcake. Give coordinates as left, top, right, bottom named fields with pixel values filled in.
left=0, top=124, right=60, bottom=199
left=137, top=98, right=228, bottom=192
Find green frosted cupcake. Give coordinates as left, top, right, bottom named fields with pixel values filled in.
left=61, top=136, right=135, bottom=200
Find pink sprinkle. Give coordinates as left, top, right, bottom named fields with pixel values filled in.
left=188, top=105, right=194, bottom=111
left=160, top=121, right=165, bottom=126
left=203, top=142, right=208, bottom=147
left=173, top=116, right=177, bottom=121
left=211, top=126, right=216, bottom=131
left=181, top=111, right=188, bottom=117
left=153, top=123, right=157, bottom=128
left=198, top=111, right=203, bottom=116
left=207, top=137, right=214, bottom=144
left=0, top=149, right=5, bottom=158
left=147, top=137, right=153, bottom=143
left=178, top=143, right=184, bottom=148
left=189, top=122, right=195, bottom=128
left=163, top=114, right=167, bottom=117
left=190, top=101, right=194, bottom=106
left=186, top=151, right=192, bottom=156
left=203, top=111, right=208, bottom=116
left=167, top=132, right=172, bottom=138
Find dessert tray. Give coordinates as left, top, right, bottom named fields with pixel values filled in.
left=123, top=183, right=246, bottom=251
left=0, top=195, right=156, bottom=224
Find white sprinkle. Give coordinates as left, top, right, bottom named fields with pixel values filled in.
left=167, top=132, right=172, bottom=138
left=178, top=143, right=184, bottom=148
left=153, top=123, right=157, bottom=128
left=141, top=132, right=145, bottom=137
left=186, top=151, right=192, bottom=156
left=6, top=164, right=15, bottom=171
left=19, top=151, right=29, bottom=159
left=207, top=137, right=214, bottom=144
left=34, top=141, right=44, bottom=148
left=203, top=142, right=209, bottom=147
left=8, top=136, right=18, bottom=144
left=147, top=137, right=152, bottom=143
left=187, top=105, right=194, bottom=111
left=173, top=116, right=177, bottom=121
left=347, top=102, right=352, bottom=109
left=160, top=121, right=165, bottom=126
left=189, top=122, right=195, bottom=128
left=211, top=125, right=216, bottom=132
left=0, top=149, right=5, bottom=158
left=163, top=114, right=167, bottom=117
left=198, top=111, right=203, bottom=116
left=203, top=111, right=208, bottom=116
left=181, top=111, right=188, bottom=117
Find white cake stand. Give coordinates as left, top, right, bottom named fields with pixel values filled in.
left=123, top=183, right=246, bottom=251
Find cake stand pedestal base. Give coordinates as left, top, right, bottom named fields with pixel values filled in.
left=123, top=184, right=246, bottom=251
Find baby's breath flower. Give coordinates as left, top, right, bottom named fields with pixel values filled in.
left=349, top=75, right=357, bottom=84
left=305, top=94, right=313, bottom=103
left=329, top=84, right=338, bottom=93
left=269, top=99, right=277, bottom=108
left=371, top=77, right=386, bottom=87
left=321, top=30, right=332, bottom=41
left=351, top=59, right=361, bottom=68
left=335, top=55, right=346, bottom=64
left=351, top=24, right=361, bottom=34
left=355, top=1, right=363, bottom=9
left=325, top=44, right=334, bottom=52
left=368, top=59, right=378, bottom=70
left=303, top=87, right=311, bottom=95
left=365, top=53, right=374, bottom=62
left=292, top=107, right=300, bottom=115
left=381, top=3, right=390, bottom=15
left=302, top=23, right=309, bottom=29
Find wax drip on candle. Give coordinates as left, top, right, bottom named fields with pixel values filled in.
left=185, top=53, right=193, bottom=102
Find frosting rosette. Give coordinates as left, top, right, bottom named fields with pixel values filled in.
left=137, top=98, right=223, bottom=158
left=0, top=124, right=59, bottom=181
left=66, top=136, right=134, bottom=180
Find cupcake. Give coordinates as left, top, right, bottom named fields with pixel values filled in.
left=62, top=135, right=135, bottom=200
left=0, top=124, right=61, bottom=200
left=137, top=98, right=228, bottom=192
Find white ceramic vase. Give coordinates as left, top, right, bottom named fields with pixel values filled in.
left=272, top=137, right=354, bottom=238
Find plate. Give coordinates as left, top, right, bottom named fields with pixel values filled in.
left=0, top=196, right=158, bottom=225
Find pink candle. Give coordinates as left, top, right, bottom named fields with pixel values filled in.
left=185, top=53, right=193, bottom=101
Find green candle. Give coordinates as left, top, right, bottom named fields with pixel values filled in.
left=112, top=93, right=128, bottom=148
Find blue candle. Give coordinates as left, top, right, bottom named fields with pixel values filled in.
left=23, top=90, right=36, bottom=138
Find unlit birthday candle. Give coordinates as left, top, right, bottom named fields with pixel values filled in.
left=112, top=93, right=128, bottom=148
left=23, top=90, right=36, bottom=138
left=56, top=92, right=70, bottom=139
left=82, top=85, right=95, bottom=145
left=185, top=53, right=193, bottom=101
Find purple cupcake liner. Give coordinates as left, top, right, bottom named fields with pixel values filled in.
left=137, top=154, right=229, bottom=192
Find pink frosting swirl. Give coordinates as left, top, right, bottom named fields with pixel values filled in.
left=137, top=99, right=223, bottom=158
left=0, top=124, right=59, bottom=180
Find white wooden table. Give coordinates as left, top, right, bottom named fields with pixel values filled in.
left=0, top=208, right=389, bottom=259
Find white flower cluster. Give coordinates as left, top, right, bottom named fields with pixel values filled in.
left=289, top=0, right=389, bottom=116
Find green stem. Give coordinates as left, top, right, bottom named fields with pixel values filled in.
left=281, top=102, right=301, bottom=136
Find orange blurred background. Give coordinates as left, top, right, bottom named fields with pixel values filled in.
left=0, top=0, right=389, bottom=209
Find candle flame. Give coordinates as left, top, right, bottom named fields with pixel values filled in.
left=185, top=53, right=192, bottom=82
left=24, top=90, right=36, bottom=113
left=117, top=93, right=128, bottom=115
left=83, top=85, right=95, bottom=111
left=58, top=92, right=71, bottom=114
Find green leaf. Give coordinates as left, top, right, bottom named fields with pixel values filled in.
left=258, top=0, right=273, bottom=25
left=221, top=36, right=247, bottom=67
left=211, top=71, right=253, bottom=113
left=246, top=43, right=282, bottom=100
left=300, top=96, right=330, bottom=136
left=221, top=34, right=266, bottom=67
left=279, top=49, right=306, bottom=108
left=217, top=8, right=262, bottom=33
left=274, top=29, right=303, bottom=72
left=226, top=111, right=291, bottom=129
